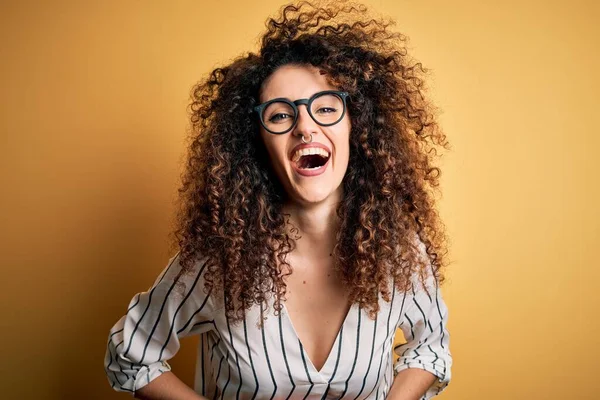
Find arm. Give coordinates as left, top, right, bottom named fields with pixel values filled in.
left=389, top=269, right=452, bottom=400
left=104, top=253, right=215, bottom=398
left=386, top=368, right=438, bottom=400
left=134, top=371, right=208, bottom=400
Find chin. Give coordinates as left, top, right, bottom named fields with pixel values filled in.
left=291, top=185, right=342, bottom=205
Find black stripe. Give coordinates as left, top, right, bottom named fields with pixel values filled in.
left=108, top=328, right=123, bottom=341
left=111, top=363, right=123, bottom=386
left=381, top=354, right=392, bottom=398
left=382, top=358, right=388, bottom=398
left=106, top=330, right=130, bottom=381
left=191, top=320, right=215, bottom=331
left=157, top=253, right=181, bottom=282
left=364, top=286, right=397, bottom=399
left=395, top=292, right=411, bottom=362
left=110, top=340, right=135, bottom=392
left=122, top=255, right=179, bottom=358
left=112, top=371, right=122, bottom=386
left=225, top=315, right=242, bottom=400
left=212, top=351, right=227, bottom=400
left=298, top=339, right=314, bottom=400
left=106, top=339, right=128, bottom=384
left=122, top=287, right=159, bottom=357
left=243, top=318, right=259, bottom=399
left=400, top=345, right=411, bottom=358
left=424, top=287, right=432, bottom=303
left=139, top=277, right=180, bottom=363
left=427, top=344, right=442, bottom=374
left=278, top=312, right=296, bottom=400
left=397, top=291, right=408, bottom=327
left=387, top=287, right=397, bottom=334
left=127, top=293, right=141, bottom=312
left=156, top=260, right=210, bottom=361
left=437, top=322, right=447, bottom=376
left=175, top=259, right=210, bottom=333
left=434, top=282, right=446, bottom=350
left=210, top=338, right=221, bottom=363
left=413, top=297, right=433, bottom=334
left=201, top=334, right=206, bottom=395
left=176, top=293, right=212, bottom=334
left=433, top=276, right=448, bottom=378
left=321, top=326, right=344, bottom=399
left=413, top=349, right=421, bottom=360
left=260, top=303, right=277, bottom=400
left=339, top=308, right=361, bottom=398
left=219, top=351, right=232, bottom=400
left=351, top=313, right=378, bottom=400
left=405, top=314, right=415, bottom=341
left=412, top=328, right=430, bottom=354
left=392, top=291, right=409, bottom=359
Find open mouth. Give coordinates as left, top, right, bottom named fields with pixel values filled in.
left=291, top=147, right=331, bottom=170
left=290, top=146, right=331, bottom=176
left=296, top=153, right=329, bottom=170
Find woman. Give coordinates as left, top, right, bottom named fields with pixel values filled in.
left=104, top=1, right=453, bottom=399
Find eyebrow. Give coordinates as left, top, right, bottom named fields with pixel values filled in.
left=262, top=90, right=332, bottom=103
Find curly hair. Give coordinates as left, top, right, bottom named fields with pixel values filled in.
left=168, top=0, right=451, bottom=323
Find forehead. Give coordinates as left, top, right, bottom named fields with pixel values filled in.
left=259, top=64, right=337, bottom=102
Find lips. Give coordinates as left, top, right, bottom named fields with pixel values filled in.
left=289, top=142, right=332, bottom=177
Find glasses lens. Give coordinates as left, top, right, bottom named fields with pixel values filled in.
left=262, top=101, right=296, bottom=133
left=310, top=93, right=344, bottom=125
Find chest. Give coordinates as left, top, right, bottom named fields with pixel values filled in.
left=202, top=289, right=402, bottom=400
left=285, top=272, right=350, bottom=372
left=282, top=255, right=351, bottom=370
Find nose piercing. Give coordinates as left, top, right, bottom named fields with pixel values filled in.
left=301, top=133, right=313, bottom=144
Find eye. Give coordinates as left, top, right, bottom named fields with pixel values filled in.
left=315, top=107, right=337, bottom=114
left=268, top=113, right=293, bottom=123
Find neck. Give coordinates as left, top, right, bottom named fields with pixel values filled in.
left=282, top=195, right=342, bottom=260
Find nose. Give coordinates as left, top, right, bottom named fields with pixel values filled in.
left=292, top=104, right=318, bottom=140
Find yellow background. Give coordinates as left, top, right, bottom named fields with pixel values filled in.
left=1, top=0, right=598, bottom=399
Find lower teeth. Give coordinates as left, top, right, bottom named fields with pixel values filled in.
left=301, top=165, right=322, bottom=170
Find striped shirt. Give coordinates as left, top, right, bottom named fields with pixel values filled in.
left=104, top=252, right=452, bottom=399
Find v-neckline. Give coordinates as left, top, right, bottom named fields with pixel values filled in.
left=281, top=301, right=356, bottom=376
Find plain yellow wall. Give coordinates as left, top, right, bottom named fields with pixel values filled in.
left=1, top=0, right=598, bottom=399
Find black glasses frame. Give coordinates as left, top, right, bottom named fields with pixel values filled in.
left=253, top=90, right=350, bottom=135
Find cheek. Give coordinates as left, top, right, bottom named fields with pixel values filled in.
left=336, top=124, right=352, bottom=166
left=339, top=144, right=350, bottom=168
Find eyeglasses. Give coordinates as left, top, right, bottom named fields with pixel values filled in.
left=253, top=90, right=350, bottom=134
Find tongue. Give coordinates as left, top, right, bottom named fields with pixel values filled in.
left=299, top=154, right=326, bottom=169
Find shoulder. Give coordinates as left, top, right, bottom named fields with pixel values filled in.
left=150, top=251, right=223, bottom=316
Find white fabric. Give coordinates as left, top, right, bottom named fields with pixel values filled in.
left=104, top=252, right=452, bottom=399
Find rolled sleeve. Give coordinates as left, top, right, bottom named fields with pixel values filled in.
left=103, top=253, right=215, bottom=394
left=393, top=270, right=452, bottom=399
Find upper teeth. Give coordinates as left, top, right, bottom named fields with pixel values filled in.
left=292, top=147, right=330, bottom=163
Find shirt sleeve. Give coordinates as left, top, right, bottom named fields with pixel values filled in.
left=393, top=267, right=452, bottom=399
left=103, top=252, right=216, bottom=394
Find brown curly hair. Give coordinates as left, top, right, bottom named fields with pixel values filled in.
left=168, top=0, right=451, bottom=323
